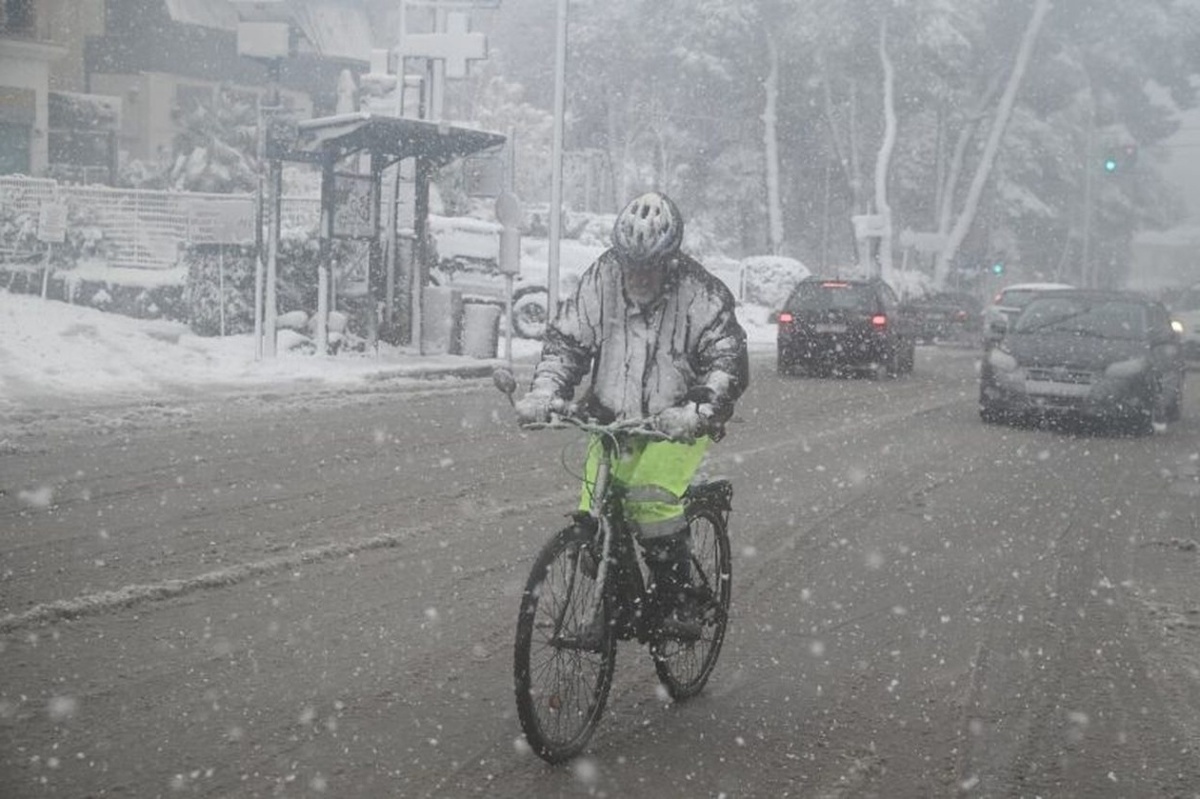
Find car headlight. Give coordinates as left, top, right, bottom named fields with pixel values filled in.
left=987, top=348, right=1018, bottom=372
left=1104, top=357, right=1147, bottom=379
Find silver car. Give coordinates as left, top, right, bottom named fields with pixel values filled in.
left=982, top=282, right=1074, bottom=347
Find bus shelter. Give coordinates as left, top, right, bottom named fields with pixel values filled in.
left=269, top=111, right=505, bottom=351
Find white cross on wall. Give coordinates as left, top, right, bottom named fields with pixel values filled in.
left=402, top=12, right=487, bottom=79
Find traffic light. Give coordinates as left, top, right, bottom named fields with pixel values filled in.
left=991, top=260, right=1005, bottom=276
left=1102, top=143, right=1138, bottom=174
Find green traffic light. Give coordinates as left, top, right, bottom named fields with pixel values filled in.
left=1104, top=158, right=1117, bottom=173
left=992, top=262, right=1004, bottom=275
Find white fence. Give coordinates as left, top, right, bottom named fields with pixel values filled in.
left=0, top=175, right=323, bottom=270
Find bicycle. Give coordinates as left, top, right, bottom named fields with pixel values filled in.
left=495, top=370, right=734, bottom=764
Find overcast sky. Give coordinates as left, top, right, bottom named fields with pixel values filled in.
left=1168, top=105, right=1200, bottom=224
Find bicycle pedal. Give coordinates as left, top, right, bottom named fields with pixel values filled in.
left=656, top=615, right=703, bottom=642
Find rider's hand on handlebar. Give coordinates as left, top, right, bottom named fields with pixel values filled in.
left=515, top=392, right=571, bottom=426
left=654, top=403, right=713, bottom=444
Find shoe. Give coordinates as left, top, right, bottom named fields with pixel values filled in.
left=656, top=597, right=703, bottom=642
left=657, top=614, right=702, bottom=642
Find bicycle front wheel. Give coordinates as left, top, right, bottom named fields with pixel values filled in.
left=652, top=505, right=732, bottom=700
left=514, top=525, right=617, bottom=763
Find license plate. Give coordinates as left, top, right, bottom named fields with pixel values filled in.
left=1027, top=381, right=1090, bottom=398
left=813, top=323, right=847, bottom=333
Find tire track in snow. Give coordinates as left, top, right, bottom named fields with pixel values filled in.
left=0, top=491, right=569, bottom=634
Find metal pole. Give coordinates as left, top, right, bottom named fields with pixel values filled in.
left=264, top=58, right=282, bottom=357
left=548, top=0, right=568, bottom=319
left=505, top=125, right=516, bottom=366
left=254, top=82, right=265, bottom=360
left=1080, top=114, right=1095, bottom=288
left=431, top=6, right=446, bottom=121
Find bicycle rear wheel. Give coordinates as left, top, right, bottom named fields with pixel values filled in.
left=514, top=525, right=617, bottom=763
left=652, top=506, right=731, bottom=700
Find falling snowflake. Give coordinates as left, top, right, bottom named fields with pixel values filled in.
left=47, top=695, right=78, bottom=722
left=18, top=486, right=54, bottom=508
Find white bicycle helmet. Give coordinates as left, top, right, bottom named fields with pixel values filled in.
left=611, top=192, right=684, bottom=267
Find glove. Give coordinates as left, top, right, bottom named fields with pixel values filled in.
left=515, top=392, right=557, bottom=426
left=655, top=404, right=710, bottom=443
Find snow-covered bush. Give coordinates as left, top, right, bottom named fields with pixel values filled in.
left=740, top=255, right=811, bottom=309
left=182, top=243, right=257, bottom=336
left=0, top=196, right=105, bottom=267
left=182, top=236, right=352, bottom=337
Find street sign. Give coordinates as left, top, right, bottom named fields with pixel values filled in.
left=495, top=192, right=521, bottom=227
left=236, top=21, right=291, bottom=59
left=190, top=198, right=256, bottom=245
left=332, top=173, right=374, bottom=239
left=899, top=229, right=945, bottom=253
left=851, top=214, right=887, bottom=239
left=37, top=202, right=67, bottom=244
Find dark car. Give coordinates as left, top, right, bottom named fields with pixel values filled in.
left=979, top=289, right=1186, bottom=433
left=775, top=277, right=916, bottom=377
left=900, top=291, right=983, bottom=344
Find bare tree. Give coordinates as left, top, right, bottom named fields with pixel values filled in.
left=932, top=0, right=1051, bottom=287
left=763, top=28, right=784, bottom=254
left=873, top=15, right=898, bottom=279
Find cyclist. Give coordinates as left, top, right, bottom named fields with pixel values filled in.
left=515, top=191, right=750, bottom=639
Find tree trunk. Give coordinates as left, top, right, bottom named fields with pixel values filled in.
left=819, top=53, right=856, bottom=205
left=933, top=0, right=1051, bottom=288
left=934, top=72, right=1003, bottom=260
left=763, top=28, right=784, bottom=255
left=873, top=16, right=897, bottom=280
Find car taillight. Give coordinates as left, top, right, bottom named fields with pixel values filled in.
left=954, top=310, right=968, bottom=320
left=871, top=314, right=887, bottom=329
left=777, top=312, right=794, bottom=324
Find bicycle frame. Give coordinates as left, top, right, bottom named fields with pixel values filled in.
left=573, top=426, right=658, bottom=643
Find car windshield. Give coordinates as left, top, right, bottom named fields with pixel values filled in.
left=786, top=282, right=875, bottom=311
left=1169, top=287, right=1200, bottom=312
left=997, top=289, right=1046, bottom=309
left=1013, top=298, right=1148, bottom=339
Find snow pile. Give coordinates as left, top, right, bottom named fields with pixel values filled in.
left=0, top=288, right=778, bottom=410
left=740, top=255, right=811, bottom=309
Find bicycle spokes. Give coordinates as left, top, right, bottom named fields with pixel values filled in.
left=515, top=529, right=617, bottom=763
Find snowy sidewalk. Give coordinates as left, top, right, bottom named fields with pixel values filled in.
left=0, top=292, right=538, bottom=410
left=0, top=291, right=776, bottom=411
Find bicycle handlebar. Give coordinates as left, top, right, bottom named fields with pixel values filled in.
left=520, top=414, right=673, bottom=441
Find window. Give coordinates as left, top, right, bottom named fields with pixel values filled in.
left=1, top=0, right=35, bottom=35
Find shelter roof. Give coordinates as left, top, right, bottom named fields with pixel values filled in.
left=290, top=113, right=505, bottom=167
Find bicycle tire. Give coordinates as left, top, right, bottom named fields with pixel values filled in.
left=514, top=525, right=617, bottom=763
left=652, top=505, right=732, bottom=700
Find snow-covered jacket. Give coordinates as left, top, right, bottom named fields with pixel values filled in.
left=529, top=249, right=749, bottom=429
